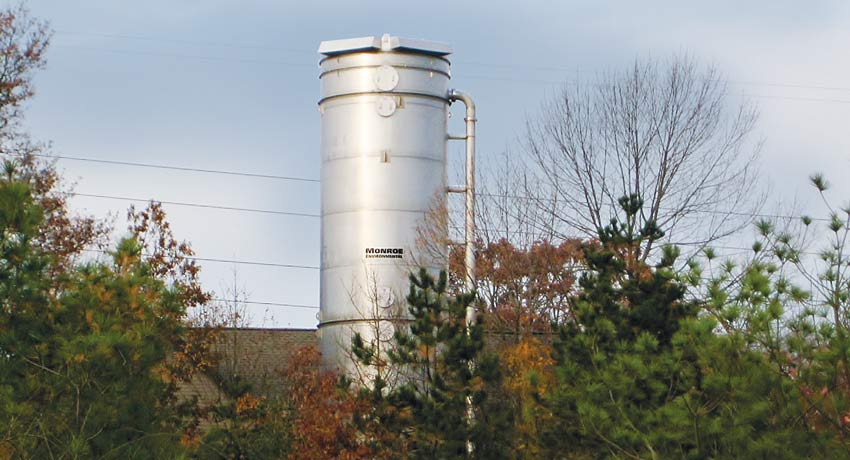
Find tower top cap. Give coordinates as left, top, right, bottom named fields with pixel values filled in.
left=318, top=34, right=451, bottom=57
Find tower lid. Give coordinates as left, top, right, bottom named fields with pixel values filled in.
left=318, top=34, right=451, bottom=57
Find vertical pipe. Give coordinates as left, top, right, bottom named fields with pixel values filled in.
left=448, top=89, right=477, bottom=324
left=449, top=89, right=477, bottom=456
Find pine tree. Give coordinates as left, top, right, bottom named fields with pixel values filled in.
left=352, top=269, right=514, bottom=459
left=542, top=195, right=831, bottom=460
left=0, top=161, right=211, bottom=458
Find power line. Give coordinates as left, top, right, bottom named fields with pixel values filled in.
left=67, top=186, right=828, bottom=226
left=53, top=44, right=316, bottom=68
left=676, top=242, right=829, bottom=258
left=52, top=44, right=850, bottom=105
left=22, top=151, right=829, bottom=224
left=81, top=250, right=320, bottom=310
left=71, top=192, right=320, bottom=218
left=744, top=94, right=850, bottom=105
left=55, top=30, right=313, bottom=55
left=475, top=192, right=832, bottom=223
left=71, top=188, right=825, bottom=225
left=84, top=248, right=318, bottom=270
left=23, top=155, right=829, bottom=224
left=191, top=255, right=317, bottom=270
left=28, top=153, right=319, bottom=183
left=51, top=33, right=850, bottom=96
left=211, top=298, right=318, bottom=310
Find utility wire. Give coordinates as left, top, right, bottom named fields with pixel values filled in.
left=84, top=248, right=318, bottom=270
left=211, top=298, right=318, bottom=309
left=0, top=151, right=319, bottom=183
left=53, top=44, right=315, bottom=68
left=71, top=192, right=320, bottom=218
left=475, top=192, right=832, bottom=223
left=191, top=256, right=317, bottom=270
left=743, top=94, right=850, bottom=105
left=70, top=188, right=827, bottom=225
left=29, top=153, right=319, bottom=183
left=54, top=31, right=850, bottom=94
left=83, top=249, right=319, bottom=310
left=20, top=152, right=830, bottom=224
left=54, top=44, right=850, bottom=105
left=55, top=30, right=312, bottom=54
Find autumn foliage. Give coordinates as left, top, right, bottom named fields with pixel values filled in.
left=451, top=238, right=584, bottom=335
left=9, top=5, right=850, bottom=459
left=282, top=347, right=368, bottom=460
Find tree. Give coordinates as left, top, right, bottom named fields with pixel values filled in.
left=352, top=269, right=514, bottom=459
left=497, top=337, right=555, bottom=459
left=0, top=6, right=109, bottom=274
left=541, top=195, right=833, bottom=459
left=280, top=346, right=368, bottom=460
left=523, top=56, right=761, bottom=261
left=0, top=5, right=49, bottom=136
left=450, top=238, right=584, bottom=336
left=722, top=173, right=850, bottom=453
left=0, top=161, right=212, bottom=458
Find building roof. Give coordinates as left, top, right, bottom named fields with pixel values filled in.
left=177, top=328, right=318, bottom=405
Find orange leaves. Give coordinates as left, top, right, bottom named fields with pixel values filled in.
left=234, top=393, right=266, bottom=430
left=452, top=238, right=585, bottom=335
left=127, top=202, right=211, bottom=309
left=14, top=152, right=111, bottom=280
left=281, top=346, right=368, bottom=460
left=501, top=338, right=554, bottom=397
left=498, top=338, right=555, bottom=457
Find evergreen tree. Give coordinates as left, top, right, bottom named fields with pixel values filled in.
left=0, top=161, right=208, bottom=458
left=542, top=195, right=832, bottom=460
left=352, top=269, right=514, bottom=459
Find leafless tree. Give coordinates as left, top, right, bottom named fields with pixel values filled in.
left=475, top=150, right=560, bottom=248
left=0, top=4, right=50, bottom=138
left=339, top=266, right=409, bottom=390
left=522, top=55, right=762, bottom=261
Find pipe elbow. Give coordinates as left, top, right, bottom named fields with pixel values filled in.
left=448, top=89, right=476, bottom=119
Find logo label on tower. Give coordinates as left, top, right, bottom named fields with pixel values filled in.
left=365, top=247, right=404, bottom=259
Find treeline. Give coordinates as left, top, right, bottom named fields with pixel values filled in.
left=320, top=193, right=850, bottom=459
left=6, top=149, right=850, bottom=458
left=4, top=5, right=850, bottom=460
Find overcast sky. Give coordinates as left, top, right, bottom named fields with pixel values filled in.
left=19, top=1, right=850, bottom=328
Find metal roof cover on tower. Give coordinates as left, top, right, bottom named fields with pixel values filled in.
left=318, top=33, right=452, bottom=57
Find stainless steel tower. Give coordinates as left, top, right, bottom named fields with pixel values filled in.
left=317, top=34, right=476, bottom=373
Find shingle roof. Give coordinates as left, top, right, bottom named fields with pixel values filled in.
left=178, top=328, right=318, bottom=405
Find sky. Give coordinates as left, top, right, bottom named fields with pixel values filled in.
left=16, top=0, right=850, bottom=328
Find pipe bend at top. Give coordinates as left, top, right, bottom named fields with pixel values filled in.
left=448, top=89, right=476, bottom=121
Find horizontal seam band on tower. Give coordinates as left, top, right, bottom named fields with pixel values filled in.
left=322, top=154, right=444, bottom=164
left=317, top=318, right=414, bottom=328
left=321, top=263, right=446, bottom=271
left=318, top=64, right=451, bottom=79
left=321, top=208, right=430, bottom=218
left=318, top=91, right=449, bottom=105
left=318, top=51, right=451, bottom=67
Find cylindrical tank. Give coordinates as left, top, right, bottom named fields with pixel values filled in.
left=318, top=34, right=451, bottom=374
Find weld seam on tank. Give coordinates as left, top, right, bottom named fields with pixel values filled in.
left=318, top=54, right=451, bottom=67
left=320, top=96, right=444, bottom=106
left=318, top=66, right=451, bottom=79
left=317, top=92, right=449, bottom=105
left=321, top=208, right=433, bottom=217
left=323, top=154, right=444, bottom=163
left=317, top=318, right=411, bottom=327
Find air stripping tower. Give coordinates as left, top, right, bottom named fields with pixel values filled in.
left=318, top=34, right=477, bottom=372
